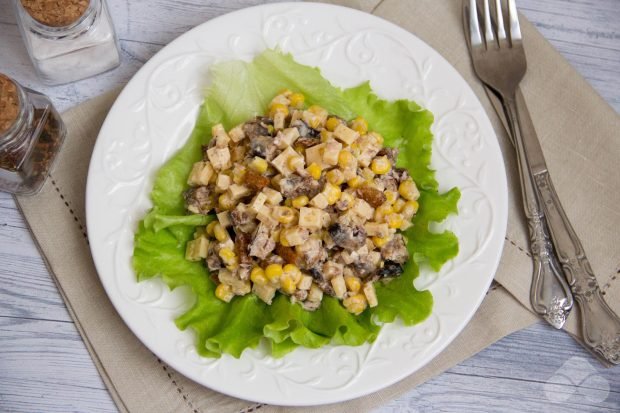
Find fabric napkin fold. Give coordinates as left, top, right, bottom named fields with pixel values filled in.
left=14, top=0, right=619, bottom=412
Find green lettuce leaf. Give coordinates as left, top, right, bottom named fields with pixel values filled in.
left=132, top=49, right=460, bottom=358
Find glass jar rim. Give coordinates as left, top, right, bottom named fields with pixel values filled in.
left=17, top=0, right=101, bottom=39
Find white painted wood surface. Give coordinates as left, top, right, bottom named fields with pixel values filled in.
left=0, top=0, right=618, bottom=412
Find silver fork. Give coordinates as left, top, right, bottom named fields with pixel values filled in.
left=464, top=0, right=620, bottom=364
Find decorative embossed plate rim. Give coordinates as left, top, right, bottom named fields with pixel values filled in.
left=86, top=2, right=508, bottom=406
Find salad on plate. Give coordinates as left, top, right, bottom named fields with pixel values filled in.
left=132, top=49, right=460, bottom=358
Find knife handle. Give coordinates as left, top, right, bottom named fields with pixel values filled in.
left=534, top=171, right=620, bottom=364
left=502, top=95, right=574, bottom=328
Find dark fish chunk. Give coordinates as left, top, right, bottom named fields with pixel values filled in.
left=328, top=223, right=367, bottom=251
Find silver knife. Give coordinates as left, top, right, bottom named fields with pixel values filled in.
left=482, top=84, right=619, bottom=366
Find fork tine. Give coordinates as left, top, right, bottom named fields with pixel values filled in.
left=508, top=0, right=522, bottom=42
left=483, top=0, right=495, bottom=48
left=495, top=0, right=507, bottom=41
left=468, top=0, right=483, bottom=46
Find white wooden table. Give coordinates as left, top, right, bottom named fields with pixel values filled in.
left=1, top=1, right=618, bottom=412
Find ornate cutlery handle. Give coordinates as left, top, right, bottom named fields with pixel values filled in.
left=534, top=171, right=620, bottom=364
left=512, top=89, right=619, bottom=364
left=503, top=95, right=574, bottom=329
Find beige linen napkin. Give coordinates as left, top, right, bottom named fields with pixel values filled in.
left=14, top=1, right=619, bottom=412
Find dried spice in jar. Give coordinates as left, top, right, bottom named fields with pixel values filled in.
left=0, top=74, right=66, bottom=195
left=14, top=0, right=120, bottom=85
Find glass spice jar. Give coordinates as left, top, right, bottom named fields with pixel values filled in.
left=13, top=0, right=121, bottom=85
left=0, top=74, right=66, bottom=195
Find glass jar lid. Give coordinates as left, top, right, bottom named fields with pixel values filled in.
left=20, top=0, right=90, bottom=28
left=0, top=74, right=20, bottom=135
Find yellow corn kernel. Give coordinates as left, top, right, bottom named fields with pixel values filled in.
left=345, top=276, right=362, bottom=293
left=350, top=116, right=368, bottom=135
left=283, top=264, right=302, bottom=284
left=279, top=231, right=291, bottom=247
left=250, top=267, right=268, bottom=286
left=324, top=183, right=342, bottom=205
left=226, top=263, right=239, bottom=271
left=206, top=221, right=217, bottom=236
left=287, top=155, right=304, bottom=172
left=294, top=144, right=305, bottom=155
left=374, top=204, right=394, bottom=222
left=249, top=157, right=268, bottom=174
left=386, top=213, right=404, bottom=229
left=284, top=198, right=293, bottom=207
left=308, top=105, right=326, bottom=116
left=371, top=156, right=391, bottom=175
left=398, top=179, right=419, bottom=201
left=325, top=117, right=341, bottom=132
left=385, top=190, right=398, bottom=204
left=326, top=169, right=344, bottom=186
left=213, top=223, right=228, bottom=242
left=289, top=93, right=305, bottom=109
left=393, top=198, right=406, bottom=213
left=218, top=247, right=236, bottom=263
left=269, top=103, right=289, bottom=118
left=292, top=195, right=309, bottom=209
left=265, top=264, right=283, bottom=282
left=307, top=162, right=322, bottom=180
left=338, top=150, right=354, bottom=169
left=215, top=283, right=234, bottom=302
left=347, top=176, right=364, bottom=189
left=275, top=207, right=295, bottom=224
left=372, top=236, right=390, bottom=248
left=218, top=193, right=235, bottom=210
left=343, top=293, right=368, bottom=315
left=280, top=274, right=297, bottom=295
left=402, top=200, right=419, bottom=218
left=319, top=129, right=331, bottom=143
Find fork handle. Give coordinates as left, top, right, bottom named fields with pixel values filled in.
left=507, top=90, right=619, bottom=364
left=501, top=93, right=574, bottom=329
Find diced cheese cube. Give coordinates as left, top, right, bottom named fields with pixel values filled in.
left=228, top=184, right=251, bottom=200
left=216, top=174, right=231, bottom=191
left=352, top=198, right=374, bottom=220
left=271, top=146, right=300, bottom=176
left=298, top=207, right=323, bottom=230
left=307, top=283, right=323, bottom=302
left=219, top=269, right=251, bottom=295
left=322, top=140, right=342, bottom=166
left=363, top=282, right=378, bottom=307
left=323, top=261, right=344, bottom=279
left=343, top=168, right=357, bottom=181
left=302, top=111, right=322, bottom=129
left=187, top=161, right=214, bottom=186
left=219, top=238, right=234, bottom=251
left=270, top=94, right=290, bottom=106
left=310, top=193, right=329, bottom=209
left=290, top=110, right=302, bottom=124
left=274, top=111, right=286, bottom=130
left=185, top=237, right=209, bottom=261
left=207, top=147, right=232, bottom=171
left=212, top=124, right=230, bottom=148
left=253, top=283, right=277, bottom=304
left=368, top=251, right=382, bottom=267
left=262, top=187, right=283, bottom=205
left=304, top=143, right=326, bottom=167
left=333, top=124, right=360, bottom=145
left=217, top=211, right=232, bottom=228
left=256, top=205, right=278, bottom=228
left=356, top=134, right=381, bottom=167
left=273, top=127, right=300, bottom=149
left=249, top=192, right=267, bottom=214
left=297, top=275, right=313, bottom=290
left=331, top=275, right=346, bottom=299
left=228, top=124, right=245, bottom=143
left=282, top=226, right=309, bottom=246
left=364, top=222, right=389, bottom=238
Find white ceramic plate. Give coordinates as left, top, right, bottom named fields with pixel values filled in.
left=86, top=2, right=507, bottom=406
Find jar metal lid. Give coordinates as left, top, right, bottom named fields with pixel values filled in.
left=0, top=74, right=20, bottom=135
left=20, top=0, right=90, bottom=28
